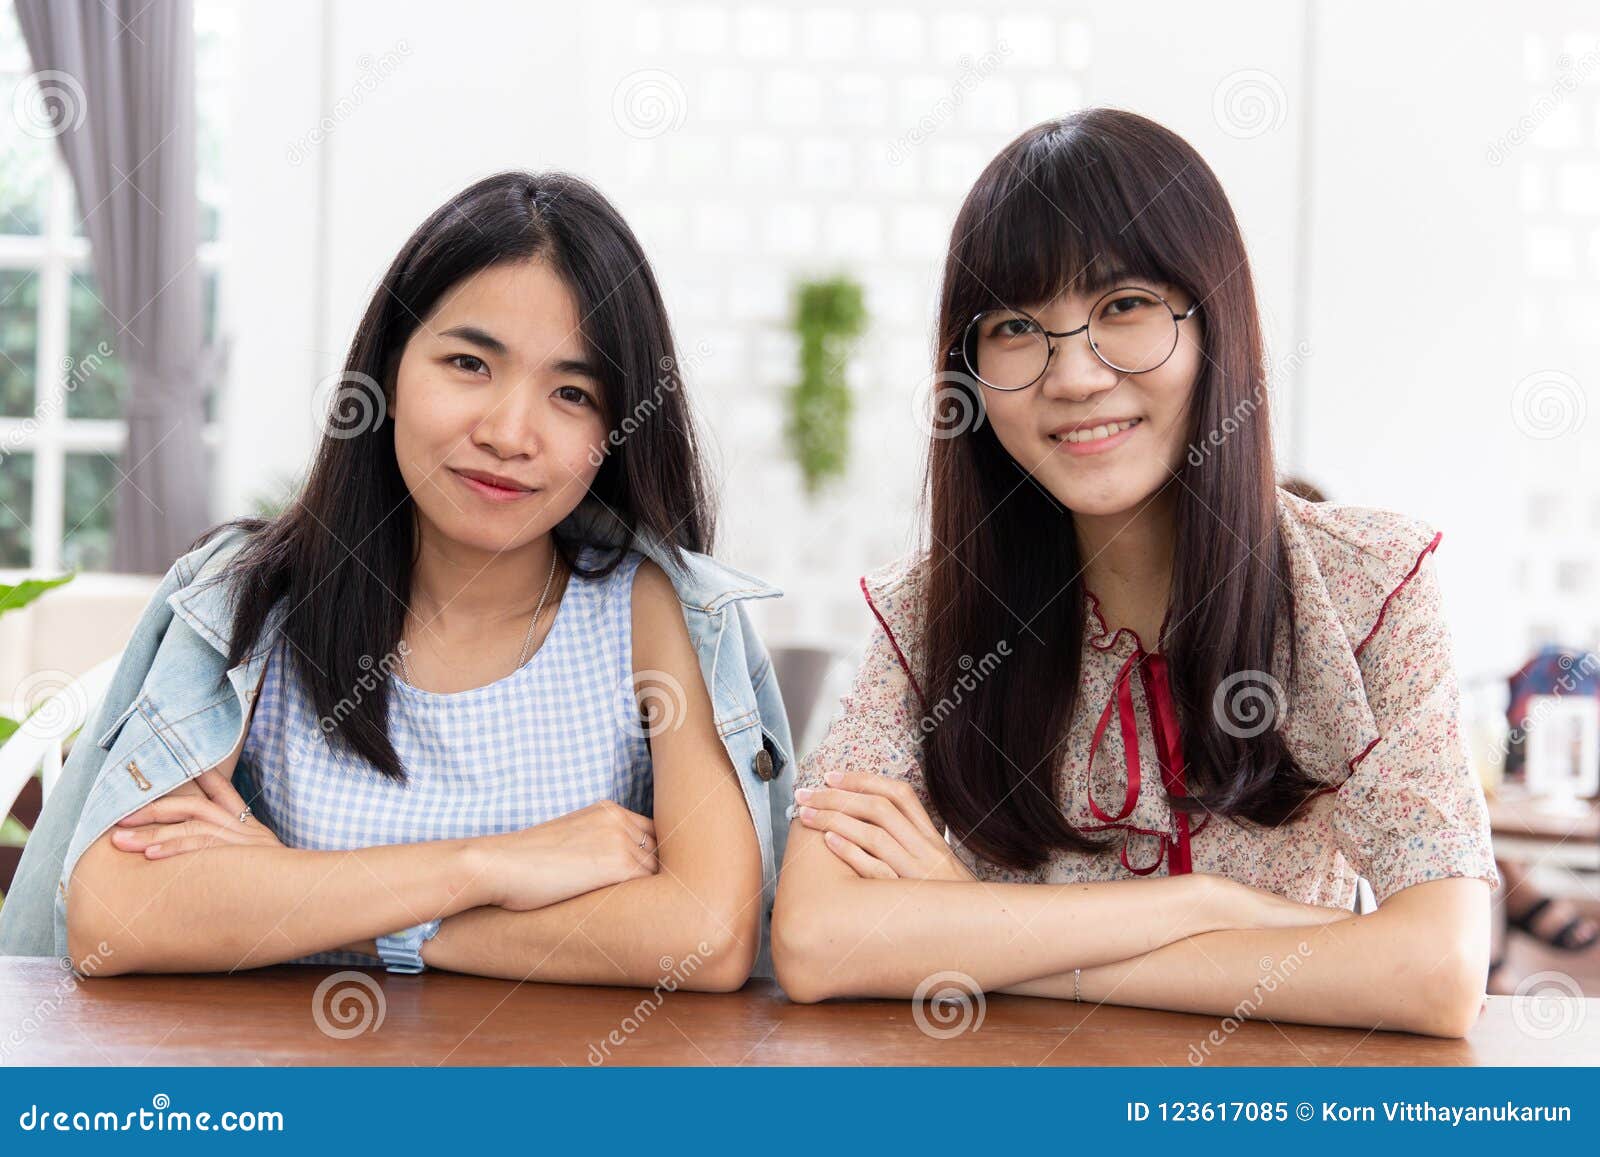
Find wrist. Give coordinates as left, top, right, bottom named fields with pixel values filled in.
left=450, top=836, right=499, bottom=910
left=1187, top=873, right=1235, bottom=934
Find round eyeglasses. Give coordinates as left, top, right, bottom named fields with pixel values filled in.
left=954, top=287, right=1201, bottom=390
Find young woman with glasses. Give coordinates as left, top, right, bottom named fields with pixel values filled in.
left=772, top=109, right=1499, bottom=1037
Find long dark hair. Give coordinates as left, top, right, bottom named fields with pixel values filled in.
left=198, top=170, right=716, bottom=780
left=921, top=109, right=1317, bottom=870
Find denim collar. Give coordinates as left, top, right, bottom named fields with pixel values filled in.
left=166, top=498, right=781, bottom=659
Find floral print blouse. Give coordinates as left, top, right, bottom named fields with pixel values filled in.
left=794, top=490, right=1501, bottom=907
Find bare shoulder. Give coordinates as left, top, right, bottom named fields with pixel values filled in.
left=630, top=555, right=682, bottom=625
left=629, top=555, right=695, bottom=674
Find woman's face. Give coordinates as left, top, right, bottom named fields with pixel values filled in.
left=390, top=259, right=609, bottom=556
left=975, top=279, right=1203, bottom=518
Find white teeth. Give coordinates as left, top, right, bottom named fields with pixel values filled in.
left=1054, top=418, right=1140, bottom=444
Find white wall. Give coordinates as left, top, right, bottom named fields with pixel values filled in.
left=216, top=0, right=1599, bottom=698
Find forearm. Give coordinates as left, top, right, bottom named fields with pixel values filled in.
left=69, top=836, right=486, bottom=975
left=1001, top=881, right=1490, bottom=1038
left=774, top=870, right=1228, bottom=1002
left=423, top=868, right=760, bottom=991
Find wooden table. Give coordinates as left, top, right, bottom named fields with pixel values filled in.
left=3, top=957, right=1596, bottom=1066
left=1488, top=788, right=1600, bottom=869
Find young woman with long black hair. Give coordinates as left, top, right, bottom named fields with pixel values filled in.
left=23, top=172, right=793, bottom=987
left=772, top=110, right=1498, bottom=1037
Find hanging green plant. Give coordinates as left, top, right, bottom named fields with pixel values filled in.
left=785, top=275, right=866, bottom=496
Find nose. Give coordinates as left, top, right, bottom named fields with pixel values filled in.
left=1037, top=324, right=1121, bottom=402
left=470, top=378, right=541, bottom=460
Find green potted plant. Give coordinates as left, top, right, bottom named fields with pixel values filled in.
left=785, top=275, right=866, bottom=495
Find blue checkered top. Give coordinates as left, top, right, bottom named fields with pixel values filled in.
left=237, top=542, right=652, bottom=964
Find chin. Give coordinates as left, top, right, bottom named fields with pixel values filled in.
left=420, top=508, right=542, bottom=556
left=1045, top=470, right=1168, bottom=519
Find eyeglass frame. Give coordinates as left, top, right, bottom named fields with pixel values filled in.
left=950, top=286, right=1202, bottom=391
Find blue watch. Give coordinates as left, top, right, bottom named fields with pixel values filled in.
left=375, top=918, right=442, bottom=974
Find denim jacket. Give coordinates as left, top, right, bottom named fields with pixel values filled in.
left=0, top=499, right=796, bottom=977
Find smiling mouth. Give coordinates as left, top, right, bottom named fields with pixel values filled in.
left=450, top=468, right=539, bottom=499
left=1050, top=417, right=1143, bottom=445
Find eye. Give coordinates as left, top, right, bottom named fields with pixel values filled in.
left=1099, top=293, right=1159, bottom=320
left=446, top=354, right=489, bottom=376
left=991, top=316, right=1041, bottom=339
left=555, top=385, right=595, bottom=407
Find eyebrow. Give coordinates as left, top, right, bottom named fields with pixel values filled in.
left=437, top=325, right=601, bottom=379
left=438, top=325, right=508, bottom=356
left=1076, top=267, right=1148, bottom=291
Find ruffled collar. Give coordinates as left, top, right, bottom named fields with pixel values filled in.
left=1061, top=496, right=1388, bottom=868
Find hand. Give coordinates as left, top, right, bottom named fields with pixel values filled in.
left=110, top=770, right=284, bottom=860
left=796, top=770, right=975, bottom=882
left=472, top=800, right=658, bottom=912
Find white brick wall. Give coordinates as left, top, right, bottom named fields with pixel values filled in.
left=584, top=1, right=1092, bottom=667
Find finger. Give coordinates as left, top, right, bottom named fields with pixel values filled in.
left=195, top=769, right=251, bottom=816
left=822, top=772, right=942, bottom=841
left=115, top=818, right=252, bottom=852
left=798, top=788, right=928, bottom=861
left=111, top=822, right=198, bottom=848
left=797, top=806, right=916, bottom=876
left=821, top=830, right=896, bottom=879
left=144, top=832, right=227, bottom=859
left=116, top=795, right=236, bottom=831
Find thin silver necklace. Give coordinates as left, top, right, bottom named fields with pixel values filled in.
left=398, top=546, right=561, bottom=689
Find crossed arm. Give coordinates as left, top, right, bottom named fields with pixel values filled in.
left=770, top=774, right=1490, bottom=1038
left=67, top=559, right=763, bottom=991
